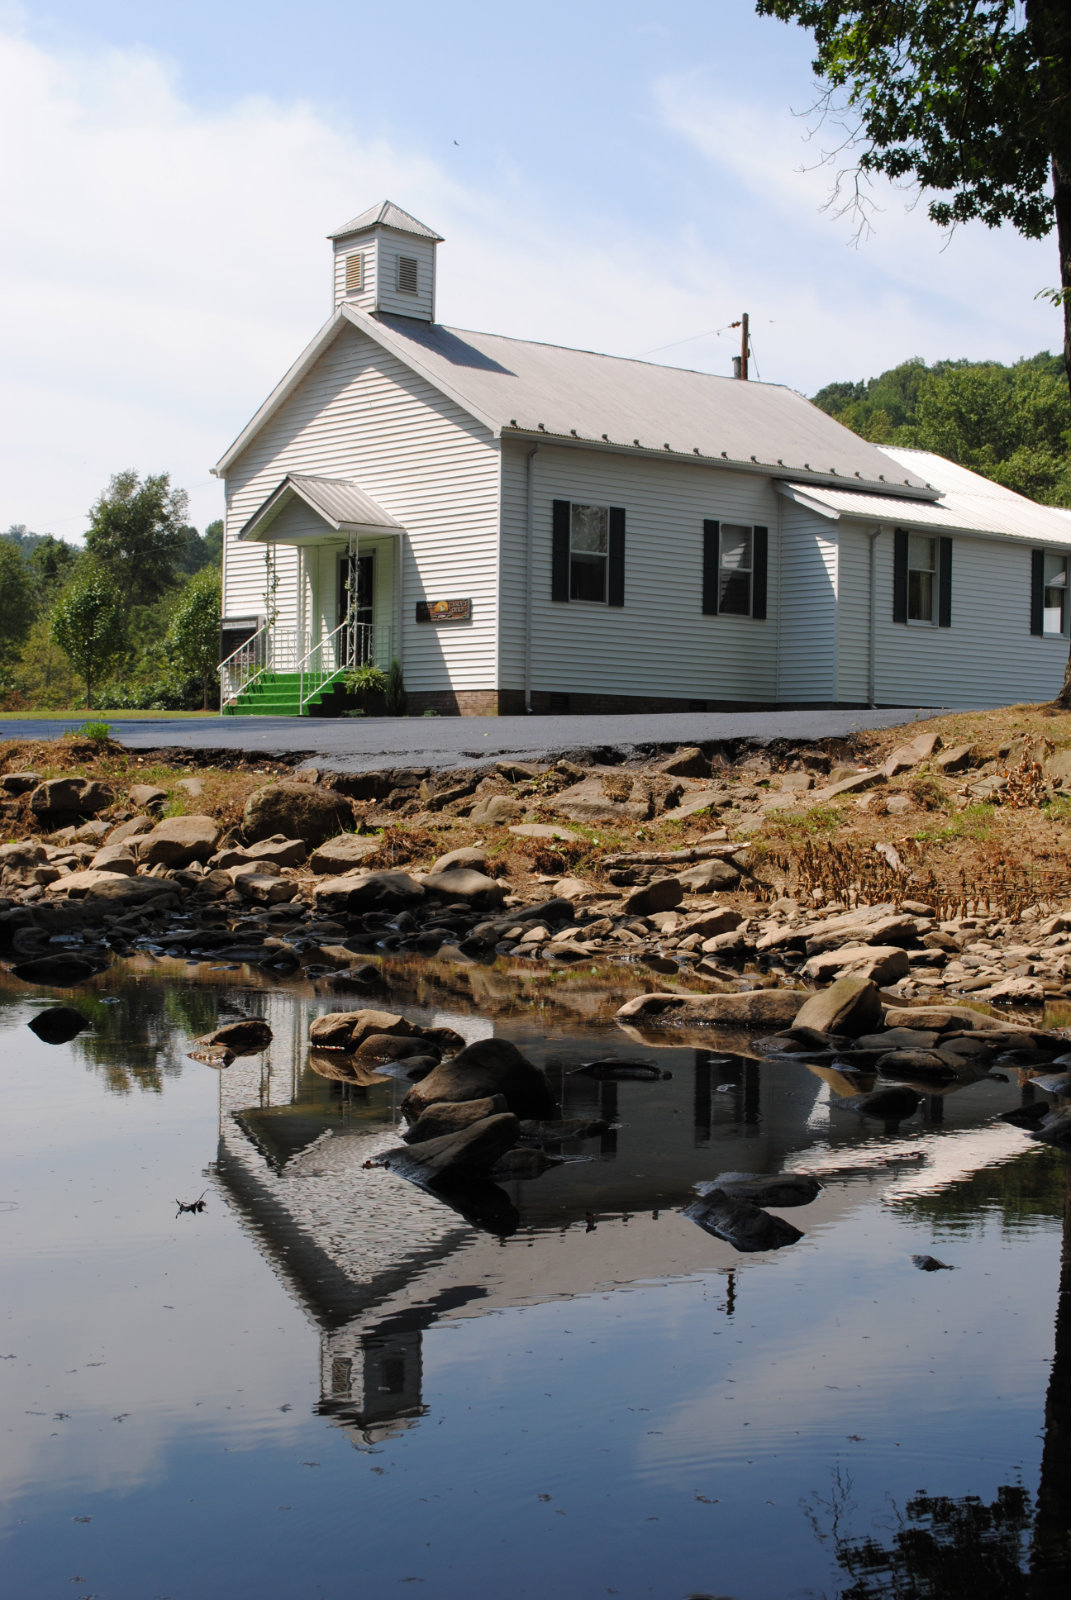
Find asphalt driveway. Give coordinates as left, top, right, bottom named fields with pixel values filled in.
left=1, top=707, right=950, bottom=772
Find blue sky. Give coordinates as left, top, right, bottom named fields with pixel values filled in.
left=0, top=0, right=1061, bottom=535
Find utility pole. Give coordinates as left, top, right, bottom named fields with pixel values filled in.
left=730, top=313, right=750, bottom=380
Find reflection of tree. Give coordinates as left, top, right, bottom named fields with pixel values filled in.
left=895, top=1148, right=1066, bottom=1238
left=807, top=1471, right=1033, bottom=1598
left=73, top=984, right=221, bottom=1095
left=1031, top=1157, right=1071, bottom=1593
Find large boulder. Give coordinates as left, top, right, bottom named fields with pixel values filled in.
left=402, top=1038, right=556, bottom=1122
left=622, top=878, right=683, bottom=916
left=243, top=782, right=354, bottom=846
left=678, top=859, right=742, bottom=893
left=30, top=777, right=113, bottom=818
left=430, top=846, right=489, bottom=874
left=308, top=835, right=380, bottom=874
left=801, top=944, right=910, bottom=985
left=421, top=868, right=506, bottom=907
left=883, top=1004, right=1001, bottom=1032
left=138, top=815, right=220, bottom=867
left=468, top=794, right=523, bottom=826
left=403, top=1095, right=509, bottom=1144
left=214, top=836, right=307, bottom=869
left=194, top=1019, right=272, bottom=1054
left=27, top=1005, right=90, bottom=1044
left=792, top=977, right=882, bottom=1038
left=615, top=990, right=803, bottom=1029
left=311, top=870, right=425, bottom=914
left=695, top=1171, right=822, bottom=1208
left=88, top=845, right=137, bottom=876
left=308, top=1008, right=459, bottom=1053
left=379, top=1113, right=521, bottom=1179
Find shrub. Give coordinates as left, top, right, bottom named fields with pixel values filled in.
left=384, top=658, right=406, bottom=716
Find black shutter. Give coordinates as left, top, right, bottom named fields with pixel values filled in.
left=938, top=537, right=952, bottom=628
left=702, top=521, right=719, bottom=615
left=752, top=525, right=768, bottom=620
left=1030, top=548, right=1045, bottom=636
left=893, top=528, right=908, bottom=624
left=608, top=508, right=626, bottom=606
left=551, top=499, right=570, bottom=603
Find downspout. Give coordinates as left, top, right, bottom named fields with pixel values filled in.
left=868, top=526, right=883, bottom=708
left=523, top=442, right=540, bottom=712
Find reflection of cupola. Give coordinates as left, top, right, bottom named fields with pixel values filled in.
left=329, top=200, right=443, bottom=321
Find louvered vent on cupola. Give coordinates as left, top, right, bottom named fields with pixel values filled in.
left=397, top=255, right=418, bottom=295
left=344, top=253, right=364, bottom=293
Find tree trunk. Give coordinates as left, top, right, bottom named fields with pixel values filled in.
left=1051, top=153, right=1071, bottom=706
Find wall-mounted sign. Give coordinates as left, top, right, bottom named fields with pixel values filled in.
left=416, top=598, right=472, bottom=624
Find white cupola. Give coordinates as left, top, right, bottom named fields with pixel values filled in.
left=329, top=200, right=443, bottom=321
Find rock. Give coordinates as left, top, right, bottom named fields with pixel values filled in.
left=311, top=870, right=425, bottom=913
left=0, top=771, right=40, bottom=795
left=138, top=815, right=220, bottom=867
left=616, top=990, right=803, bottom=1028
left=354, top=1033, right=440, bottom=1064
left=671, top=790, right=727, bottom=821
left=421, top=868, right=506, bottom=906
left=855, top=1027, right=940, bottom=1051
left=935, top=744, right=975, bottom=773
left=243, top=782, right=354, bottom=846
left=801, top=945, right=910, bottom=985
left=468, top=794, right=523, bottom=826
left=27, top=1005, right=89, bottom=1044
left=430, top=846, right=489, bottom=873
left=658, top=746, right=710, bottom=778
left=552, top=776, right=645, bottom=823
left=683, top=1195, right=804, bottom=1252
left=1027, top=1072, right=1071, bottom=1096
left=553, top=876, right=596, bottom=900
left=176, top=776, right=205, bottom=798
left=234, top=872, right=296, bottom=905
left=12, top=954, right=102, bottom=985
left=380, top=1112, right=521, bottom=1178
left=883, top=1005, right=1001, bottom=1032
left=309, top=1009, right=424, bottom=1051
left=792, top=977, right=882, bottom=1038
left=44, top=868, right=130, bottom=897
left=819, top=769, right=886, bottom=800
left=694, top=1171, right=822, bottom=1207
left=402, top=1037, right=556, bottom=1122
left=194, top=1019, right=272, bottom=1054
left=403, top=1095, right=508, bottom=1144
left=30, top=777, right=113, bottom=818
left=508, top=824, right=580, bottom=843
left=308, top=834, right=380, bottom=874
left=128, top=783, right=168, bottom=809
left=678, top=859, right=741, bottom=893
left=805, top=914, right=922, bottom=954
left=224, top=836, right=307, bottom=868
left=50, top=873, right=179, bottom=907
left=686, top=908, right=744, bottom=938
left=88, top=845, right=137, bottom=876
left=855, top=1086, right=922, bottom=1121
left=874, top=1048, right=954, bottom=1081
left=105, top=816, right=155, bottom=846
left=912, top=1254, right=955, bottom=1271
left=1033, top=1106, right=1071, bottom=1148
left=882, top=731, right=942, bottom=776
left=972, top=975, right=1045, bottom=1004
left=622, top=877, right=683, bottom=916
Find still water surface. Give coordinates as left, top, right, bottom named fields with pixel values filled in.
left=1, top=965, right=1068, bottom=1599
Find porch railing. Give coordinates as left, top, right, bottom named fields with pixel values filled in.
left=219, top=625, right=301, bottom=710
left=297, top=620, right=394, bottom=714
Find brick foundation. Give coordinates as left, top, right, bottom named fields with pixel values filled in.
left=405, top=688, right=527, bottom=717
left=402, top=688, right=819, bottom=716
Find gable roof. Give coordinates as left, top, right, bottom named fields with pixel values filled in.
left=214, top=303, right=935, bottom=497
left=238, top=473, right=402, bottom=543
left=777, top=446, right=1071, bottom=546
left=328, top=201, right=443, bottom=243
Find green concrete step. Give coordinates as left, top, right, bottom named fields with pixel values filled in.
left=223, top=670, right=345, bottom=716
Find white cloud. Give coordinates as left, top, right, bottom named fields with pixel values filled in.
left=0, top=28, right=1064, bottom=540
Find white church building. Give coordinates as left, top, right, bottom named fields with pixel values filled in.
left=214, top=201, right=1071, bottom=716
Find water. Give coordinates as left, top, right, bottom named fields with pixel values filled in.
left=1, top=961, right=1068, bottom=1599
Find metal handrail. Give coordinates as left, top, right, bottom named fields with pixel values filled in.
left=219, top=624, right=301, bottom=710
left=297, top=620, right=394, bottom=714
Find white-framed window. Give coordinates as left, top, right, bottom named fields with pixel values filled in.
left=569, top=503, right=608, bottom=602
left=907, top=534, right=937, bottom=623
left=1044, top=552, right=1068, bottom=634
left=344, top=252, right=364, bottom=293
left=397, top=255, right=418, bottom=294
left=718, top=524, right=753, bottom=616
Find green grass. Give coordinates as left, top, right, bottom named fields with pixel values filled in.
left=761, top=803, right=847, bottom=839
left=0, top=709, right=213, bottom=721
left=912, top=802, right=998, bottom=844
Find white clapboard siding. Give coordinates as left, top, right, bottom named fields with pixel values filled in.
left=501, top=442, right=780, bottom=702
left=222, top=322, right=500, bottom=690
left=776, top=503, right=837, bottom=702
left=870, top=526, right=1070, bottom=707
left=835, top=523, right=871, bottom=703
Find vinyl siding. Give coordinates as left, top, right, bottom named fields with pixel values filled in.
left=221, top=322, right=499, bottom=691
left=870, top=525, right=1070, bottom=707
left=835, top=523, right=871, bottom=703
left=499, top=441, right=780, bottom=702
left=776, top=504, right=837, bottom=702
left=333, top=231, right=436, bottom=320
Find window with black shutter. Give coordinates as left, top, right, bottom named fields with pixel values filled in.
left=894, top=529, right=952, bottom=626
left=551, top=502, right=626, bottom=604
left=1033, top=548, right=1069, bottom=635
left=702, top=521, right=767, bottom=618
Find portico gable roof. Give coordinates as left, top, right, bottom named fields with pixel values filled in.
left=238, top=473, right=402, bottom=544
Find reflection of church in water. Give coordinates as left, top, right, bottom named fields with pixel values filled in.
left=210, top=989, right=1022, bottom=1446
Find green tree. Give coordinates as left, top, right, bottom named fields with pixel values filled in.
left=84, top=470, right=191, bottom=606
left=27, top=533, right=80, bottom=596
left=166, top=568, right=221, bottom=709
left=50, top=565, right=127, bottom=709
left=755, top=3, right=1071, bottom=392
left=0, top=539, right=35, bottom=664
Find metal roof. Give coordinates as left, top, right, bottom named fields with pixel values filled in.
left=328, top=201, right=444, bottom=243
left=778, top=447, right=1071, bottom=546
left=238, top=474, right=402, bottom=542
left=359, top=313, right=936, bottom=495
